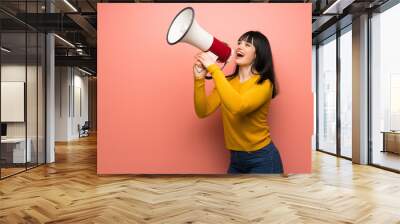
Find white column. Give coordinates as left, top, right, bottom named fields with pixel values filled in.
left=46, top=1, right=55, bottom=163
left=352, top=14, right=369, bottom=164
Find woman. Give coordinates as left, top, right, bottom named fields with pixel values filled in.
left=193, top=31, right=284, bottom=174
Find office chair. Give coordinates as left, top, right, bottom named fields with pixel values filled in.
left=79, top=121, right=90, bottom=138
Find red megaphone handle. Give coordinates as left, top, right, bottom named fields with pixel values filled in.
left=208, top=37, right=231, bottom=63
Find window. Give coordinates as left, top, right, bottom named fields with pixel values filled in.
left=0, top=1, right=47, bottom=179
left=317, top=35, right=337, bottom=154
left=339, top=27, right=352, bottom=158
left=371, top=2, right=400, bottom=171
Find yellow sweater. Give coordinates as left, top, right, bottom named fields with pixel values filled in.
left=194, top=64, right=273, bottom=152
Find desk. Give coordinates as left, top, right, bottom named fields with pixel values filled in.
left=1, top=138, right=31, bottom=163
left=381, top=131, right=400, bottom=154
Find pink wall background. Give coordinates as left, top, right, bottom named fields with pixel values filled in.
left=98, top=3, right=312, bottom=174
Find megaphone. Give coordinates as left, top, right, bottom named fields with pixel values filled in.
left=166, top=7, right=232, bottom=64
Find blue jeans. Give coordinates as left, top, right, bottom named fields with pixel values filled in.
left=228, top=142, right=284, bottom=174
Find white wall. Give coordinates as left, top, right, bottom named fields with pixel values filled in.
left=1, top=65, right=26, bottom=134
left=1, top=65, right=41, bottom=137
left=72, top=73, right=89, bottom=138
left=55, top=67, right=89, bottom=141
left=1, top=64, right=46, bottom=164
left=55, top=66, right=70, bottom=141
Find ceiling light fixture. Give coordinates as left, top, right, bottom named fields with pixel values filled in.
left=54, top=34, right=75, bottom=48
left=63, top=0, right=78, bottom=12
left=1, top=47, right=11, bottom=53
left=78, top=67, right=93, bottom=76
left=322, top=0, right=355, bottom=15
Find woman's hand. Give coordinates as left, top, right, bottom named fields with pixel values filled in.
left=193, top=60, right=206, bottom=79
left=195, top=52, right=217, bottom=69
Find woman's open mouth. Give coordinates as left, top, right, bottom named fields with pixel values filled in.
left=236, top=50, right=245, bottom=58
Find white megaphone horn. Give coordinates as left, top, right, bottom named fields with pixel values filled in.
left=166, top=7, right=232, bottom=64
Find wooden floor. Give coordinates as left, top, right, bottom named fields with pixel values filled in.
left=1, top=134, right=400, bottom=224
left=1, top=167, right=26, bottom=178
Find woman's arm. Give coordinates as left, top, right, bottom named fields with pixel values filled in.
left=194, top=77, right=221, bottom=118
left=206, top=64, right=272, bottom=116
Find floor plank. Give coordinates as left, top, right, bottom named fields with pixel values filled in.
left=1, top=134, right=400, bottom=223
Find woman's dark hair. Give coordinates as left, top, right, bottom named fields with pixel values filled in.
left=228, top=31, right=278, bottom=98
